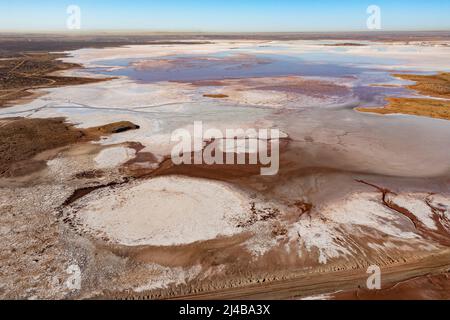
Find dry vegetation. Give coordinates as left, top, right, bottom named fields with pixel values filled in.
left=394, top=72, right=450, bottom=99
left=358, top=97, right=450, bottom=120
left=0, top=53, right=108, bottom=107
left=357, top=72, right=450, bottom=120
left=203, top=93, right=229, bottom=98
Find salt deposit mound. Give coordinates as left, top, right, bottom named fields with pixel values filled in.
left=72, top=176, right=251, bottom=246
left=94, top=146, right=136, bottom=169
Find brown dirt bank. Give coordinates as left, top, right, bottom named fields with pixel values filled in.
left=0, top=52, right=111, bottom=108
left=203, top=94, right=229, bottom=99
left=0, top=117, right=139, bottom=177
left=323, top=43, right=367, bottom=47
left=357, top=72, right=450, bottom=120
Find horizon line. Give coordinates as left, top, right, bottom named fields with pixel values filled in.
left=1, top=29, right=450, bottom=35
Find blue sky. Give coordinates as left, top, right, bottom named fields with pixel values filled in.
left=0, top=0, right=449, bottom=32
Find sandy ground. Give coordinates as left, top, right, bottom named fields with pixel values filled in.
left=331, top=271, right=450, bottom=300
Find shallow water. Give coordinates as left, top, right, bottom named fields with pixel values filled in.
left=96, top=53, right=367, bottom=81
left=94, top=51, right=401, bottom=79
left=3, top=41, right=450, bottom=179
left=90, top=50, right=414, bottom=106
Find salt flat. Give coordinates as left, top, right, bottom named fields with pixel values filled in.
left=67, top=176, right=250, bottom=246
left=1, top=38, right=450, bottom=299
